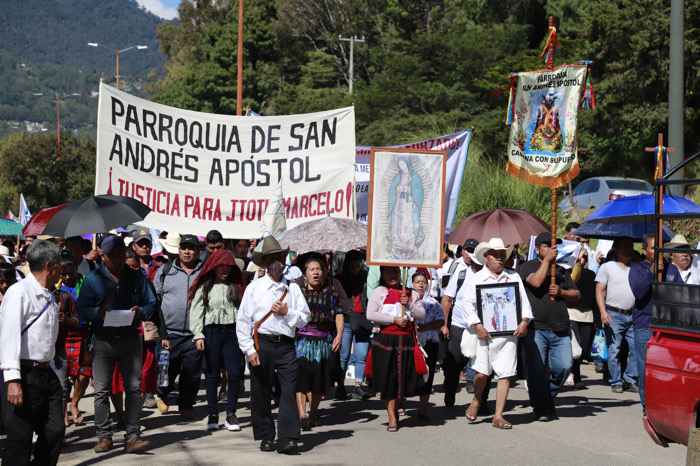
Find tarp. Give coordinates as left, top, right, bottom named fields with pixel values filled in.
left=95, top=83, right=356, bottom=237
left=355, top=129, right=471, bottom=229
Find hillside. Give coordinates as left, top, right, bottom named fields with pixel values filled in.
left=0, top=0, right=168, bottom=137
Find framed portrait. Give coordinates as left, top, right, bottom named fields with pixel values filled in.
left=366, top=148, right=446, bottom=268
left=475, top=282, right=522, bottom=337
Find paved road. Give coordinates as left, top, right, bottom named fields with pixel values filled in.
left=2, top=363, right=686, bottom=465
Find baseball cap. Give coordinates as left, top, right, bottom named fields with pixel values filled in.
left=463, top=238, right=479, bottom=251
left=179, top=234, right=200, bottom=247
left=101, top=235, right=126, bottom=255
left=535, top=232, right=562, bottom=247
left=133, top=229, right=152, bottom=244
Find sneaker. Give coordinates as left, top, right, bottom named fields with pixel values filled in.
left=207, top=415, right=219, bottom=430
left=351, top=385, right=369, bottom=400
left=156, top=396, right=169, bottom=413
left=94, top=437, right=113, bottom=453
left=219, top=390, right=228, bottom=402
left=594, top=361, right=605, bottom=373
left=124, top=435, right=150, bottom=453
left=180, top=407, right=195, bottom=420
left=144, top=392, right=157, bottom=409
left=225, top=413, right=241, bottom=431
left=611, top=385, right=623, bottom=393
left=466, top=381, right=475, bottom=394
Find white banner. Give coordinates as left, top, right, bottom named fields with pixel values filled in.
left=355, top=130, right=471, bottom=230
left=95, top=84, right=356, bottom=237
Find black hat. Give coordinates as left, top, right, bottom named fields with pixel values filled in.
left=179, top=234, right=200, bottom=247
left=132, top=229, right=152, bottom=244
left=535, top=232, right=562, bottom=247
left=463, top=238, right=479, bottom=251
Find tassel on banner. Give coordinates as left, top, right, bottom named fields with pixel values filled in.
left=540, top=26, right=562, bottom=62
left=493, top=75, right=517, bottom=125
left=654, top=146, right=669, bottom=181
left=580, top=61, right=596, bottom=109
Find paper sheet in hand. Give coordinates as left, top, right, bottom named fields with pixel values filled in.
left=103, top=310, right=135, bottom=327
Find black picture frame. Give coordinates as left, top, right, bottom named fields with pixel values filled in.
left=475, top=282, right=522, bottom=337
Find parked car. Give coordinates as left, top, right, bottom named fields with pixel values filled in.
left=559, top=176, right=653, bottom=212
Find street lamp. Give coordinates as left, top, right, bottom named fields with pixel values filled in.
left=33, top=92, right=81, bottom=162
left=87, top=42, right=148, bottom=89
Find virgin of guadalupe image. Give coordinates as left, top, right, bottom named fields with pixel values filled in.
left=386, top=157, right=425, bottom=260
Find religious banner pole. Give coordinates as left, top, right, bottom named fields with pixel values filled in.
left=645, top=133, right=675, bottom=280
left=546, top=16, right=558, bottom=298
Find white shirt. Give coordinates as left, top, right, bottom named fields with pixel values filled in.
left=0, top=273, right=59, bottom=381
left=237, top=274, right=310, bottom=357
left=449, top=268, right=478, bottom=329
left=252, top=264, right=302, bottom=282
left=445, top=263, right=477, bottom=299
left=460, top=267, right=534, bottom=328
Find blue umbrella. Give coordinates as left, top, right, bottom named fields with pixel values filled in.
left=585, top=194, right=700, bottom=224
left=0, top=217, right=24, bottom=236
left=573, top=220, right=675, bottom=241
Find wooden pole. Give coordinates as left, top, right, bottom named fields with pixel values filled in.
left=645, top=133, right=675, bottom=280
left=236, top=0, right=244, bottom=116
left=547, top=16, right=557, bottom=300
left=401, top=266, right=406, bottom=317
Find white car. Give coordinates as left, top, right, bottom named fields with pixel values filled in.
left=559, top=176, right=653, bottom=212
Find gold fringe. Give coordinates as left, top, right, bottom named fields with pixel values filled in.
left=506, top=161, right=580, bottom=189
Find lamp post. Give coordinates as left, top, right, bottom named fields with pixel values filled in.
left=87, top=43, right=148, bottom=89
left=33, top=92, right=80, bottom=162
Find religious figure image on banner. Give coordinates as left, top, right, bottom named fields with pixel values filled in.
left=506, top=64, right=588, bottom=188
left=367, top=148, right=446, bottom=268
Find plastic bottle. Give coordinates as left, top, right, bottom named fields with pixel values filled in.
left=157, top=348, right=170, bottom=388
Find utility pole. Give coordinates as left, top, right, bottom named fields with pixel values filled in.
left=339, top=35, right=365, bottom=94
left=668, top=0, right=684, bottom=195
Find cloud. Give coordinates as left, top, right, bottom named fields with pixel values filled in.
left=135, top=0, right=179, bottom=20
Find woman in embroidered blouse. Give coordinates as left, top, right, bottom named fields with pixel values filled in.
left=295, top=253, right=343, bottom=429
left=366, top=266, right=425, bottom=432
left=189, top=250, right=245, bottom=431
left=412, top=271, right=444, bottom=421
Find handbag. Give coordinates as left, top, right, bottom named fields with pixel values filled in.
left=460, top=326, right=479, bottom=359
left=413, top=327, right=429, bottom=377
left=570, top=327, right=582, bottom=360
left=590, top=328, right=607, bottom=360
left=142, top=320, right=161, bottom=342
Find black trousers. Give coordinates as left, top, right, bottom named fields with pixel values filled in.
left=443, top=325, right=468, bottom=397
left=250, top=338, right=300, bottom=441
left=157, top=334, right=202, bottom=409
left=2, top=366, right=65, bottom=466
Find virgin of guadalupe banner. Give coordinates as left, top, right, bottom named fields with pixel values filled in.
left=506, top=64, right=588, bottom=188
left=95, top=83, right=355, bottom=237
left=367, top=148, right=446, bottom=268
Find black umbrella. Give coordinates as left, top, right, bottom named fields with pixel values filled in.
left=42, top=195, right=151, bottom=237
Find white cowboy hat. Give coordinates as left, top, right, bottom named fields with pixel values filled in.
left=159, top=232, right=181, bottom=255
left=475, top=238, right=514, bottom=266
left=0, top=245, right=18, bottom=263
left=467, top=243, right=489, bottom=266
left=664, top=234, right=690, bottom=250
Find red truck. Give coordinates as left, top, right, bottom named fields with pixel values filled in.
left=643, top=156, right=700, bottom=464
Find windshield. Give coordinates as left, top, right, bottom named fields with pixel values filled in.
left=605, top=179, right=653, bottom=191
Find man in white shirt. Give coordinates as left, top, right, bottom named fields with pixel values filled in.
left=237, top=236, right=310, bottom=454
left=0, top=240, right=63, bottom=464
left=439, top=238, right=480, bottom=407
left=460, top=238, right=533, bottom=428
left=595, top=237, right=638, bottom=394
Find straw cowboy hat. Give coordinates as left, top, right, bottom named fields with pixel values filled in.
left=252, top=236, right=289, bottom=267
left=159, top=232, right=181, bottom=255
left=663, top=234, right=691, bottom=260
left=467, top=242, right=489, bottom=267
left=0, top=245, right=18, bottom=263
left=475, top=238, right=514, bottom=266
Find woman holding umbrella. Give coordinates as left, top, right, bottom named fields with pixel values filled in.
left=294, top=253, right=344, bottom=429
left=366, top=266, right=425, bottom=432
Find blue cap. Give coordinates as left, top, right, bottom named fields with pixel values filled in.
left=101, top=235, right=126, bottom=255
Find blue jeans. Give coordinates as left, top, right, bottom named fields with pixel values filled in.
left=525, top=328, right=572, bottom=414
left=606, top=310, right=637, bottom=386
left=339, top=322, right=370, bottom=383
left=634, top=327, right=652, bottom=411
left=203, top=325, right=243, bottom=416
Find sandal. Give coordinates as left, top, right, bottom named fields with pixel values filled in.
left=71, top=411, right=85, bottom=426
left=386, top=425, right=399, bottom=432
left=465, top=403, right=479, bottom=423
left=492, top=418, right=512, bottom=429
left=397, top=409, right=407, bottom=417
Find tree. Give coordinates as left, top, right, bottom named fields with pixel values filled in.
left=0, top=132, right=96, bottom=212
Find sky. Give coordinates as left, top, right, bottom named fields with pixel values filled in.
left=135, top=0, right=181, bottom=20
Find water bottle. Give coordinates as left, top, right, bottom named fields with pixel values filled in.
left=157, top=348, right=170, bottom=388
